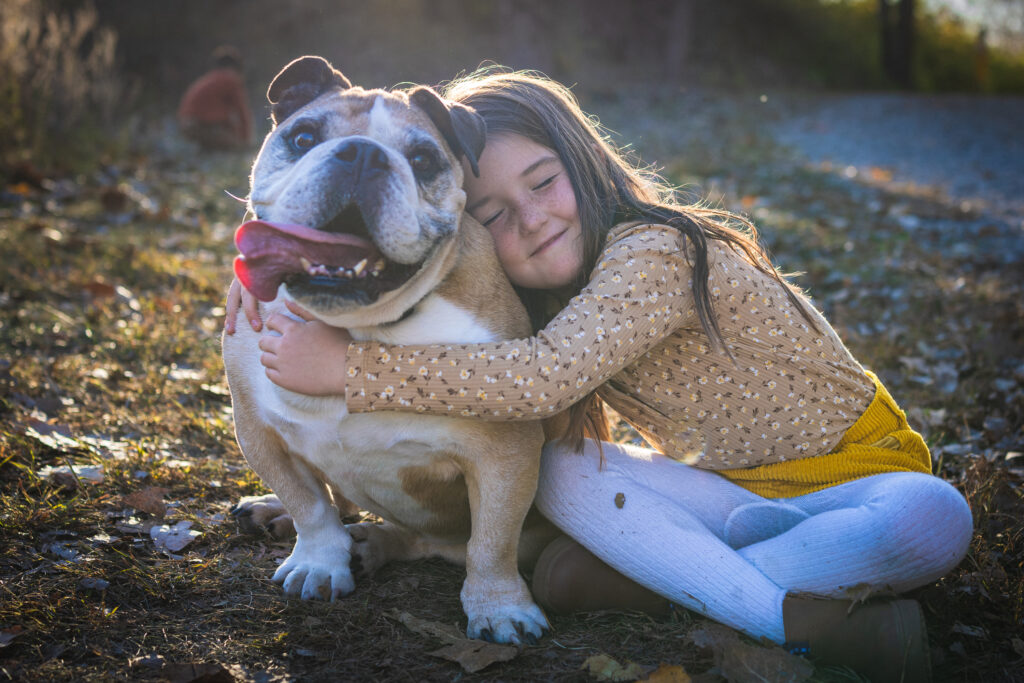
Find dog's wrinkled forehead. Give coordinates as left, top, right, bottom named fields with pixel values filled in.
left=288, top=89, right=443, bottom=151
left=263, top=56, right=485, bottom=175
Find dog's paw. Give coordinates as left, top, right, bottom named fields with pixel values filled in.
left=345, top=521, right=393, bottom=578
left=273, top=534, right=355, bottom=601
left=231, top=494, right=295, bottom=539
left=465, top=602, right=549, bottom=645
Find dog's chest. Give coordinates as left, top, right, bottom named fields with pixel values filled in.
left=256, top=294, right=497, bottom=516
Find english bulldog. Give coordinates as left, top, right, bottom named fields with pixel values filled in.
left=222, top=56, right=555, bottom=645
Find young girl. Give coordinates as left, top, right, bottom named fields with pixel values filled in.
left=226, top=68, right=971, bottom=680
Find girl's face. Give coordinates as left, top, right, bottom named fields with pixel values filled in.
left=462, top=134, right=584, bottom=292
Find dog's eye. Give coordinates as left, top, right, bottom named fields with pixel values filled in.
left=408, top=149, right=440, bottom=178
left=291, top=131, right=317, bottom=152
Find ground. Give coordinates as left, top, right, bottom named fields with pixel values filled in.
left=1, top=90, right=1022, bottom=682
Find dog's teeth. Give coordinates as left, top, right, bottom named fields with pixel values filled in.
left=373, top=258, right=387, bottom=272
left=313, top=264, right=329, bottom=276
left=352, top=259, right=367, bottom=276
left=300, top=256, right=313, bottom=272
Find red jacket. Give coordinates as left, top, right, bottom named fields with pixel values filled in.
left=177, top=67, right=252, bottom=144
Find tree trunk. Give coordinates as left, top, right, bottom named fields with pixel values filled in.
left=664, top=0, right=696, bottom=83
left=879, top=0, right=914, bottom=89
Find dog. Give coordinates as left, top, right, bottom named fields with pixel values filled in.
left=222, top=56, right=555, bottom=645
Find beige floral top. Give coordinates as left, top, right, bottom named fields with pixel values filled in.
left=345, top=222, right=876, bottom=469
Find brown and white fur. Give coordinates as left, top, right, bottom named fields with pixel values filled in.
left=223, top=57, right=555, bottom=644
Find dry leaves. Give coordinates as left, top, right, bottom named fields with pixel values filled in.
left=150, top=521, right=202, bottom=553
left=689, top=624, right=814, bottom=683
left=581, top=653, right=648, bottom=681
left=386, top=609, right=520, bottom=673
left=123, top=486, right=170, bottom=517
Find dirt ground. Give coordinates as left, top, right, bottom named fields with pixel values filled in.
left=1, top=89, right=1022, bottom=682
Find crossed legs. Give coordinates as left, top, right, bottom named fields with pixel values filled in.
left=533, top=439, right=973, bottom=644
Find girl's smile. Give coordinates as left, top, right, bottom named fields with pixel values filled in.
left=463, top=134, right=584, bottom=291
left=531, top=228, right=568, bottom=257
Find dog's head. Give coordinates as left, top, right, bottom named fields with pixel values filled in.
left=235, top=56, right=486, bottom=325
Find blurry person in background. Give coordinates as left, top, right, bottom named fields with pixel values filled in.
left=177, top=45, right=253, bottom=151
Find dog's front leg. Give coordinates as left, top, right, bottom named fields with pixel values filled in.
left=236, top=420, right=355, bottom=601
left=459, top=430, right=549, bottom=644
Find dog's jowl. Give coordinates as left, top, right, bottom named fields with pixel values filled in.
left=223, top=56, right=552, bottom=644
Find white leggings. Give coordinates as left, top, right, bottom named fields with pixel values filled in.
left=534, top=440, right=974, bottom=644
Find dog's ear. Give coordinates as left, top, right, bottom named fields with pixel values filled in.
left=267, top=56, right=352, bottom=126
left=409, top=87, right=486, bottom=177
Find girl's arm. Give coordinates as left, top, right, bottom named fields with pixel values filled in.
left=347, top=224, right=699, bottom=419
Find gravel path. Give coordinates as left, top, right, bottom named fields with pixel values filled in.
left=771, top=93, right=1024, bottom=218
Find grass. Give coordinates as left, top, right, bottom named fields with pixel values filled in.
left=1, top=97, right=1022, bottom=681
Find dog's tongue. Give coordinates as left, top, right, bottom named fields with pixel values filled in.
left=234, top=220, right=378, bottom=301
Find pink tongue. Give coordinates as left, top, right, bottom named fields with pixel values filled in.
left=234, top=220, right=378, bottom=301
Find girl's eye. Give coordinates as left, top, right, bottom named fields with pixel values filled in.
left=482, top=210, right=504, bottom=228
left=291, top=131, right=316, bottom=152
left=532, top=174, right=557, bottom=191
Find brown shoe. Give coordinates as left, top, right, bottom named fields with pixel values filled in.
left=783, top=595, right=931, bottom=682
left=530, top=536, right=671, bottom=617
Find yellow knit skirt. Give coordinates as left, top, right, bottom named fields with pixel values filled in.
left=718, top=371, right=933, bottom=498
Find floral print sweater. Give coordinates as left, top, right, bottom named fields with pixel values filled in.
left=345, top=222, right=876, bottom=470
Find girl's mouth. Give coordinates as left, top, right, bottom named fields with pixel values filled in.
left=531, top=228, right=567, bottom=257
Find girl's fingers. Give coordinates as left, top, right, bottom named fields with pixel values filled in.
left=263, top=312, right=297, bottom=334
left=244, top=289, right=262, bottom=331
left=257, top=334, right=279, bottom=353
left=284, top=299, right=317, bottom=321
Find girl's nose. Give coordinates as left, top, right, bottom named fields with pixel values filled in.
left=519, top=204, right=546, bottom=235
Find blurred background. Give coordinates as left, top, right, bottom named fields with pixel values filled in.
left=2, top=4, right=1023, bottom=680
left=2, top=0, right=1023, bottom=174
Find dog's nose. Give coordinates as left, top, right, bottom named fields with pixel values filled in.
left=334, top=139, right=390, bottom=178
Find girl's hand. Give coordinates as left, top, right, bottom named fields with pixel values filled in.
left=225, top=278, right=263, bottom=334
left=258, top=300, right=352, bottom=396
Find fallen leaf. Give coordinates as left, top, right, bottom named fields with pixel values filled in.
left=79, top=577, right=110, bottom=591
left=24, top=422, right=83, bottom=453
left=43, top=541, right=81, bottom=561
left=645, top=663, right=691, bottom=682
left=168, top=366, right=204, bottom=382
left=868, top=167, right=893, bottom=182
left=128, top=653, right=165, bottom=669
left=689, top=624, right=814, bottom=683
left=841, top=583, right=895, bottom=606
left=115, top=516, right=159, bottom=535
left=387, top=609, right=463, bottom=644
left=387, top=609, right=520, bottom=673
left=123, top=486, right=169, bottom=517
left=951, top=622, right=987, bottom=639
left=37, top=463, right=104, bottom=485
left=0, top=625, right=24, bottom=648
left=83, top=279, right=117, bottom=298
left=8, top=181, right=34, bottom=196
left=161, top=662, right=236, bottom=683
left=1012, top=637, right=1024, bottom=658
left=429, top=640, right=518, bottom=674
left=581, top=653, right=647, bottom=682
left=151, top=520, right=202, bottom=552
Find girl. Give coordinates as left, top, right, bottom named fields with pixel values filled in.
left=226, top=67, right=971, bottom=680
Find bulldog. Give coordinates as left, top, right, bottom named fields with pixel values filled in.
left=223, top=56, right=554, bottom=644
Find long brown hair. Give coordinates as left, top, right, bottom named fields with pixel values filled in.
left=441, top=67, right=815, bottom=450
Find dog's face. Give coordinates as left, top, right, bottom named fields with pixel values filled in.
left=235, top=56, right=485, bottom=325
